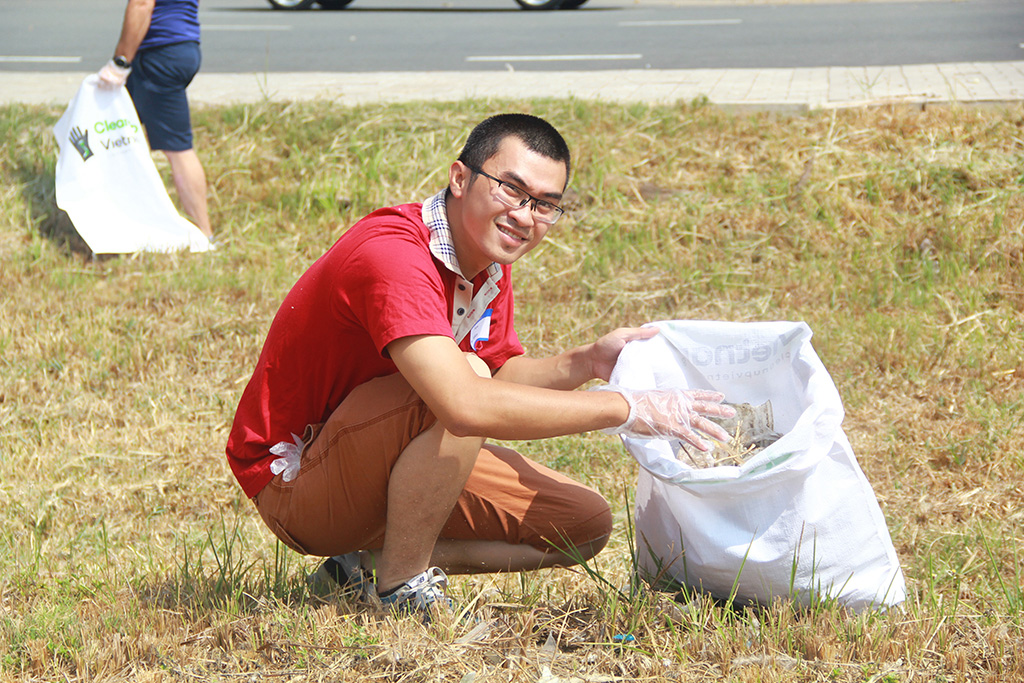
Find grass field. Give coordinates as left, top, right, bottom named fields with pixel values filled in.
left=1, top=99, right=1022, bottom=682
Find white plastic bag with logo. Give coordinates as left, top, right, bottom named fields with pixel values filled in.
left=52, top=75, right=210, bottom=254
left=613, top=320, right=905, bottom=612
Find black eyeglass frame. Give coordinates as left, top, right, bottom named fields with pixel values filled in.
left=464, top=162, right=566, bottom=224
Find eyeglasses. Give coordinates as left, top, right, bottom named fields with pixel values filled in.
left=464, top=163, right=566, bottom=225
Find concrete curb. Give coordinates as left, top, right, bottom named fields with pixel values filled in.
left=3, top=61, right=1022, bottom=110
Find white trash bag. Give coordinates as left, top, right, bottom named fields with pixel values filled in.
left=52, top=75, right=211, bottom=255
left=612, top=320, right=906, bottom=612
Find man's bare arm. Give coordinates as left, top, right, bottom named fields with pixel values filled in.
left=114, top=0, right=156, bottom=62
left=387, top=335, right=631, bottom=441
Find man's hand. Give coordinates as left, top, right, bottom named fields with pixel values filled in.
left=587, top=326, right=659, bottom=382
left=97, top=60, right=131, bottom=88
left=599, top=387, right=736, bottom=452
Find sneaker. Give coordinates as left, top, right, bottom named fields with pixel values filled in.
left=309, top=552, right=373, bottom=600
left=377, top=567, right=451, bottom=618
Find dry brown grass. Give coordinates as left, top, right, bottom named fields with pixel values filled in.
left=1, top=99, right=1022, bottom=681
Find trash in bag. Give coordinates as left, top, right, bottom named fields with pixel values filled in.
left=610, top=320, right=906, bottom=612
left=675, top=400, right=782, bottom=468
left=52, top=75, right=211, bottom=255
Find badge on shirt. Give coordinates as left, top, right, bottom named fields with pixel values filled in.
left=469, top=309, right=493, bottom=351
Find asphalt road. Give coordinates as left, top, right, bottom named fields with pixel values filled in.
left=2, top=0, right=1022, bottom=73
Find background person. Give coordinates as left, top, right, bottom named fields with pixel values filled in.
left=226, top=113, right=733, bottom=616
left=98, top=0, right=212, bottom=239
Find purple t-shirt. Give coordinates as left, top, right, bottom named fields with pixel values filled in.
left=140, top=0, right=200, bottom=50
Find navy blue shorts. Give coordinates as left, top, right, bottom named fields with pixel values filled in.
left=127, top=41, right=201, bottom=152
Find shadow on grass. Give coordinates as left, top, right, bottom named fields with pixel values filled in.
left=131, top=513, right=320, bottom=616
left=134, top=574, right=322, bottom=617
left=15, top=162, right=93, bottom=259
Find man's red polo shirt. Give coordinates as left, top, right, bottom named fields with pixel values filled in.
left=226, top=202, right=523, bottom=498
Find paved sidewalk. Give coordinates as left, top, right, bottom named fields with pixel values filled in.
left=3, top=61, right=1022, bottom=110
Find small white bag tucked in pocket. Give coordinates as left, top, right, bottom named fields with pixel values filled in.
left=53, top=76, right=211, bottom=255
left=612, top=320, right=906, bottom=612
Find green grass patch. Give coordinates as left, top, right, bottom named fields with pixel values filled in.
left=1, top=99, right=1022, bottom=681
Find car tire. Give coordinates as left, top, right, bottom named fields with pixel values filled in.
left=316, top=0, right=355, bottom=7
left=514, top=0, right=564, bottom=9
left=268, top=0, right=318, bottom=8
left=559, top=0, right=588, bottom=8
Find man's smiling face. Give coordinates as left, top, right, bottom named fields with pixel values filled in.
left=447, top=135, right=567, bottom=279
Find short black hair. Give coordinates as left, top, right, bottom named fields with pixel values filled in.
left=458, top=113, right=571, bottom=187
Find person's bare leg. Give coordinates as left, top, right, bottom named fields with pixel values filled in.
left=374, top=353, right=492, bottom=593
left=429, top=536, right=610, bottom=574
left=164, top=149, right=212, bottom=238
left=370, top=352, right=609, bottom=592
left=362, top=535, right=610, bottom=578
left=374, top=420, right=485, bottom=593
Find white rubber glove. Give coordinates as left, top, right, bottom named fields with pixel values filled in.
left=97, top=60, right=131, bottom=88
left=594, top=386, right=736, bottom=452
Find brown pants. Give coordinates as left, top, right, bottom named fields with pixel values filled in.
left=253, top=372, right=612, bottom=558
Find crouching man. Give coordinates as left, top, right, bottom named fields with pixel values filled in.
left=226, top=113, right=733, bottom=617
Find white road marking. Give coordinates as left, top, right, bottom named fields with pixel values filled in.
left=202, top=24, right=292, bottom=31
left=0, top=56, right=82, bottom=63
left=619, top=19, right=742, bottom=27
left=467, top=54, right=642, bottom=62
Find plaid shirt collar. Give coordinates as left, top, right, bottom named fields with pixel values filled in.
left=422, top=189, right=503, bottom=284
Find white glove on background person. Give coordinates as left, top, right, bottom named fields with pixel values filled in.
left=594, top=386, right=736, bottom=451
left=97, top=60, right=131, bottom=88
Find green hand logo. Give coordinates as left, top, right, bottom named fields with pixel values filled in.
left=69, top=126, right=94, bottom=161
